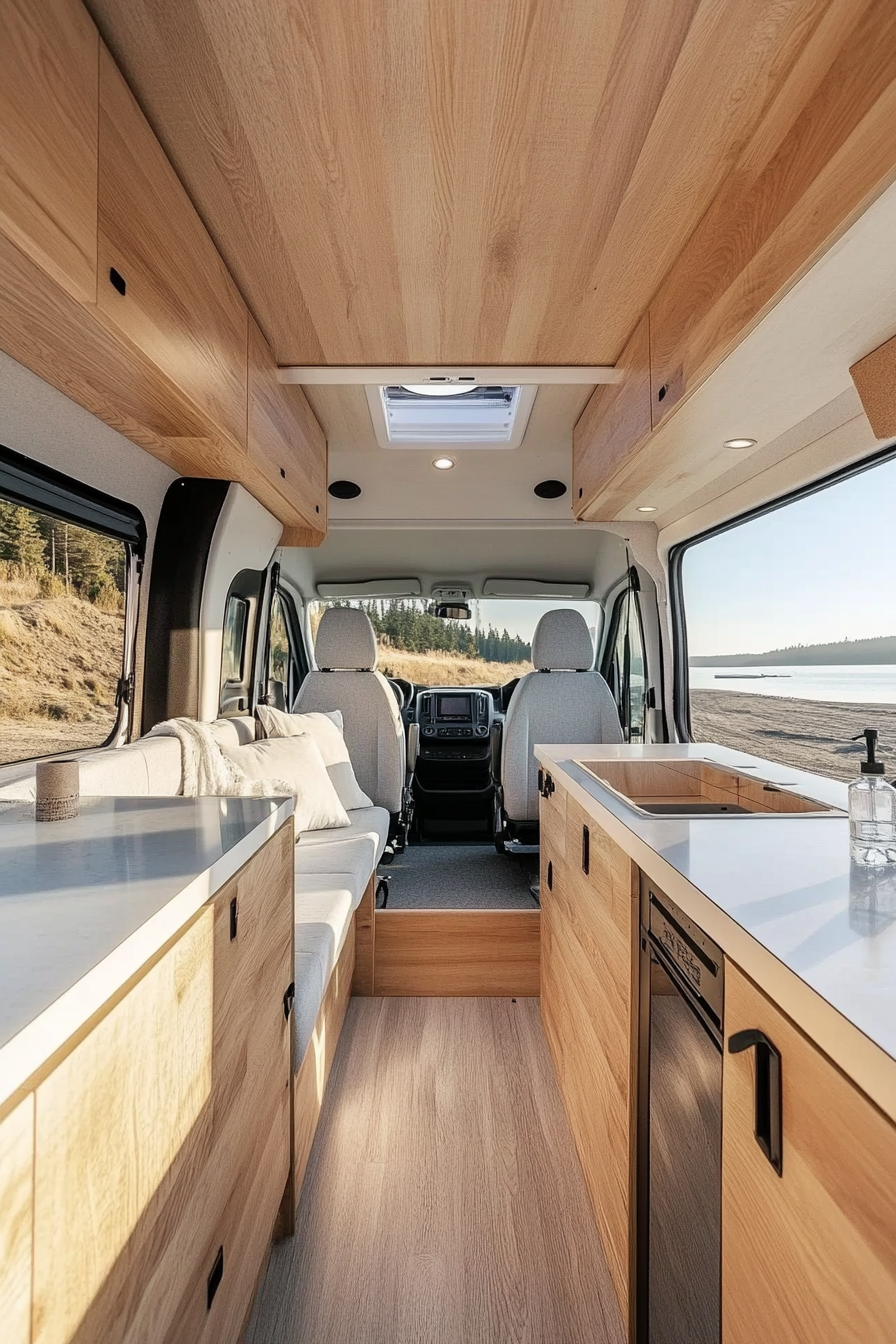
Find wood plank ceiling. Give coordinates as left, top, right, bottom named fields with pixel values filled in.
left=87, top=0, right=875, bottom=369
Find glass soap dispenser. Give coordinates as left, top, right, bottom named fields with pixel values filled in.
left=848, top=728, right=896, bottom=865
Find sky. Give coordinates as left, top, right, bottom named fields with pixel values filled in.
left=682, top=454, right=896, bottom=656
left=471, top=599, right=600, bottom=644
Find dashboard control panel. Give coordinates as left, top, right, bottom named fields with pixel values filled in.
left=416, top=688, right=494, bottom=739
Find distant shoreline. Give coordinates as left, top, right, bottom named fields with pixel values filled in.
left=691, top=637, right=896, bottom=668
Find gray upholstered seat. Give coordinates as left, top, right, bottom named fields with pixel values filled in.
left=293, top=607, right=406, bottom=814
left=500, top=609, right=623, bottom=824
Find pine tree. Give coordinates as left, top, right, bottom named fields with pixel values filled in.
left=0, top=502, right=47, bottom=569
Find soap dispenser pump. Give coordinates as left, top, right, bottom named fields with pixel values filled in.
left=848, top=729, right=896, bottom=865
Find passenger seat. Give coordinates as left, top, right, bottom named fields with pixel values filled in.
left=293, top=607, right=406, bottom=818
left=497, top=609, right=622, bottom=841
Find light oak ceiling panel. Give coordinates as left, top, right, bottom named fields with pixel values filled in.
left=89, top=0, right=858, bottom=367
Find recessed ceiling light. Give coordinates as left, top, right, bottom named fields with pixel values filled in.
left=432, top=457, right=456, bottom=470
left=636, top=505, right=657, bottom=513
left=724, top=437, right=757, bottom=449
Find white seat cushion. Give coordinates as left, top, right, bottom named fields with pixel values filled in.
left=293, top=875, right=357, bottom=1065
left=293, top=805, right=389, bottom=901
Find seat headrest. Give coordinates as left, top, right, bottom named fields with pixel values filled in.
left=531, top=609, right=594, bottom=671
left=314, top=607, right=378, bottom=670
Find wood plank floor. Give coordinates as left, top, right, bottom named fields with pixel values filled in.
left=246, top=997, right=625, bottom=1344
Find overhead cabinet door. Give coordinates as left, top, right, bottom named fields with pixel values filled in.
left=97, top=46, right=248, bottom=450
left=722, top=962, right=896, bottom=1344
left=0, top=0, right=98, bottom=302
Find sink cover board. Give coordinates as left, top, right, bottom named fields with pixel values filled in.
left=574, top=759, right=841, bottom=817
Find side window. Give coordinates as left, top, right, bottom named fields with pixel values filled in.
left=218, top=568, right=264, bottom=716
left=221, top=595, right=248, bottom=684
left=266, top=588, right=304, bottom=711
left=604, top=584, right=648, bottom=744
left=677, top=451, right=896, bottom=782
left=0, top=445, right=143, bottom=766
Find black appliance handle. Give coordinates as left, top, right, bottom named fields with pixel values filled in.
left=728, top=1028, right=783, bottom=1176
left=581, top=824, right=590, bottom=875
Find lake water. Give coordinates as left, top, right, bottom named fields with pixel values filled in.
left=688, top=664, right=896, bottom=705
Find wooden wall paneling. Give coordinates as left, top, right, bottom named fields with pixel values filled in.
left=374, top=911, right=541, bottom=997
left=248, top=318, right=327, bottom=545
left=0, top=1095, right=33, bottom=1344
left=32, top=907, right=216, bottom=1344
left=539, top=791, right=637, bottom=1326
left=292, top=923, right=356, bottom=1207
left=0, top=0, right=98, bottom=303
left=850, top=331, right=896, bottom=439
left=351, top=876, right=376, bottom=995
left=97, top=44, right=249, bottom=452
left=722, top=961, right=896, bottom=1344
left=573, top=315, right=651, bottom=520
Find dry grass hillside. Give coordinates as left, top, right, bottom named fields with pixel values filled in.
left=0, top=571, right=124, bottom=763
left=378, top=647, right=531, bottom=686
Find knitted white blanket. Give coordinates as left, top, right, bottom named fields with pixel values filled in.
left=147, top=718, right=292, bottom=798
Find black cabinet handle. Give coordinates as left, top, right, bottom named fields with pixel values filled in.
left=729, top=1028, right=783, bottom=1176
left=547, top=860, right=553, bottom=891
left=283, top=982, right=295, bottom=1020
left=207, top=1245, right=224, bottom=1309
left=229, top=896, right=238, bottom=941
left=581, top=824, right=590, bottom=875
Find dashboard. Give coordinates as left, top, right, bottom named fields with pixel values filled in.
left=415, top=687, right=494, bottom=739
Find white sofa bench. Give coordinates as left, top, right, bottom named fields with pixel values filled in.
left=0, top=716, right=387, bottom=1212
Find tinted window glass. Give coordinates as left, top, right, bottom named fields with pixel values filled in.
left=605, top=588, right=646, bottom=743
left=680, top=454, right=896, bottom=781
left=0, top=501, right=128, bottom=764
left=221, top=594, right=248, bottom=683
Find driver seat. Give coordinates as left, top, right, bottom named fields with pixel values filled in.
left=497, top=609, right=622, bottom=843
left=293, top=608, right=406, bottom=817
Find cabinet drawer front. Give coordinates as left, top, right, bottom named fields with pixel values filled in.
left=97, top=47, right=248, bottom=449
left=539, top=772, right=567, bottom=860
left=0, top=0, right=98, bottom=302
left=33, top=909, right=215, bottom=1344
left=0, top=1095, right=34, bottom=1344
left=723, top=963, right=896, bottom=1344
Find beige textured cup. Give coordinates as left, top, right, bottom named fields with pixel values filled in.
left=35, top=759, right=80, bottom=822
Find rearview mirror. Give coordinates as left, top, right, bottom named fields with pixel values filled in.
left=435, top=602, right=471, bottom=620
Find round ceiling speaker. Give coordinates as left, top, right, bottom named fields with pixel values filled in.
left=533, top=479, right=567, bottom=499
left=328, top=480, right=362, bottom=500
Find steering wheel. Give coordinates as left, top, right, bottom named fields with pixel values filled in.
left=388, top=678, right=413, bottom=711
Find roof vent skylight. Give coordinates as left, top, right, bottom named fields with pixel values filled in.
left=365, top=383, right=536, bottom=449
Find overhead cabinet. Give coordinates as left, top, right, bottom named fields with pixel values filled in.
left=248, top=318, right=327, bottom=546
left=0, top=2, right=328, bottom=543
left=97, top=47, right=249, bottom=453
left=0, top=0, right=98, bottom=304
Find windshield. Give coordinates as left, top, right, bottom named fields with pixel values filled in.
left=307, top=598, right=602, bottom=686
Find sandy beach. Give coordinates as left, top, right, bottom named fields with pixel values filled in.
left=691, top=690, right=896, bottom=783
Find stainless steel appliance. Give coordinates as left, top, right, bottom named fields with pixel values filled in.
left=637, top=873, right=724, bottom=1344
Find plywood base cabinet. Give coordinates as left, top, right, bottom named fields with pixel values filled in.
left=539, top=780, right=638, bottom=1333
left=723, top=961, right=896, bottom=1344
left=3, top=822, right=295, bottom=1344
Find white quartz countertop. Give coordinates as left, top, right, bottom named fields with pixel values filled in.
left=0, top=794, right=294, bottom=1109
left=535, top=742, right=896, bottom=1125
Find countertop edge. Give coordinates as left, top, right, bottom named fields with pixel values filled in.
left=536, top=745, right=896, bottom=1128
left=0, top=798, right=294, bottom=1113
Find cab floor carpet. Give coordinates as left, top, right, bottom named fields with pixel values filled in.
left=378, top=842, right=537, bottom=910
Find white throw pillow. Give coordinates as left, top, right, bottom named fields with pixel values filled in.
left=222, top=736, right=350, bottom=832
left=255, top=706, right=374, bottom=810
